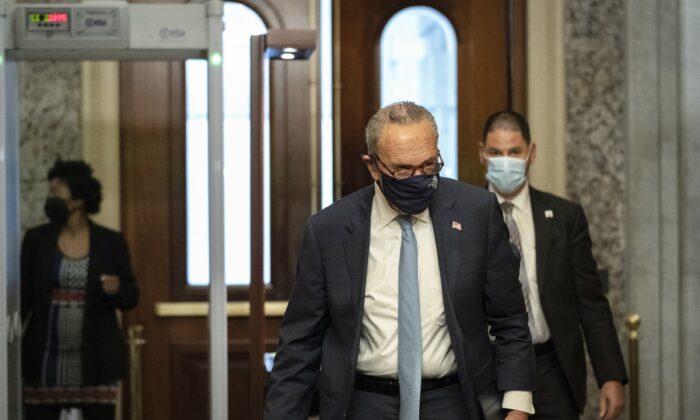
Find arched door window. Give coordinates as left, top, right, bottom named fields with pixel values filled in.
left=380, top=6, right=458, bottom=179
left=185, top=3, right=267, bottom=286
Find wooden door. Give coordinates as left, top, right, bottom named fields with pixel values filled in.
left=336, top=0, right=526, bottom=195
left=117, top=0, right=525, bottom=418
left=118, top=1, right=317, bottom=419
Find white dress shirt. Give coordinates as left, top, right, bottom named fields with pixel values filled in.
left=358, top=183, right=534, bottom=414
left=357, top=183, right=455, bottom=378
left=491, top=183, right=552, bottom=344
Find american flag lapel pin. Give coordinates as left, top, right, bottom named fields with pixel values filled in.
left=545, top=210, right=554, bottom=219
left=452, top=221, right=462, bottom=231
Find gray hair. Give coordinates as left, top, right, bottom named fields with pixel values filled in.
left=364, top=101, right=439, bottom=155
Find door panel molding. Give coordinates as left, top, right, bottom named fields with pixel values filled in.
left=153, top=301, right=288, bottom=317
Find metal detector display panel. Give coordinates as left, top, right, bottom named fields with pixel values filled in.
left=26, top=10, right=71, bottom=32
left=15, top=4, right=129, bottom=50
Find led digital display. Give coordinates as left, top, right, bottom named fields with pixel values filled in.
left=29, top=13, right=69, bottom=23
left=27, top=10, right=71, bottom=32
left=48, top=13, right=69, bottom=23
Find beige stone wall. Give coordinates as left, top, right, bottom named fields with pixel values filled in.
left=527, top=0, right=567, bottom=199
left=81, top=61, right=121, bottom=231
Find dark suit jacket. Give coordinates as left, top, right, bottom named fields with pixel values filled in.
left=528, top=187, right=628, bottom=411
left=265, top=178, right=535, bottom=420
left=21, top=221, right=139, bottom=385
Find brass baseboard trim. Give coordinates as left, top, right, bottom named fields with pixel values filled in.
left=154, top=301, right=288, bottom=317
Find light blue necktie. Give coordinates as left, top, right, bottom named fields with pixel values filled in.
left=397, top=215, right=421, bottom=420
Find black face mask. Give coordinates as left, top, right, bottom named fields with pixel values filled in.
left=379, top=172, right=439, bottom=214
left=44, top=197, right=70, bottom=225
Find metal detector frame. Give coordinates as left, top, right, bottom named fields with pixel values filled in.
left=0, top=2, right=228, bottom=419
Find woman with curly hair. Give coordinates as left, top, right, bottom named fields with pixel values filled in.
left=21, top=160, right=139, bottom=420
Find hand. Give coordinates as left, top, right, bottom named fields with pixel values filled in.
left=505, top=410, right=529, bottom=420
left=101, top=274, right=120, bottom=295
left=599, top=380, right=624, bottom=419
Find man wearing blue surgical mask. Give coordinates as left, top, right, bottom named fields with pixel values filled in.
left=479, top=111, right=628, bottom=420
left=266, top=102, right=536, bottom=420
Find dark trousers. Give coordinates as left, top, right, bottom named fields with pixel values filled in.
left=530, top=351, right=579, bottom=420
left=347, top=383, right=469, bottom=420
left=24, top=404, right=115, bottom=420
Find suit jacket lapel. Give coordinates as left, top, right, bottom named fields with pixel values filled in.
left=344, top=187, right=374, bottom=320
left=530, top=188, right=552, bottom=292
left=430, top=184, right=461, bottom=302
left=344, top=183, right=461, bottom=313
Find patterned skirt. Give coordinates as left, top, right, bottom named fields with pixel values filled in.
left=24, top=254, right=118, bottom=406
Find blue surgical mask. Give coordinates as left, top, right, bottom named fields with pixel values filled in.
left=379, top=172, right=439, bottom=215
left=485, top=156, right=528, bottom=194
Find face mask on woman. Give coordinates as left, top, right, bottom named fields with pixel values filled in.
left=44, top=197, right=70, bottom=225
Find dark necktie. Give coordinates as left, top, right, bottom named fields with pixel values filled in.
left=501, top=202, right=534, bottom=329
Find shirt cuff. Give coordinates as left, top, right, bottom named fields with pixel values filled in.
left=502, top=390, right=535, bottom=414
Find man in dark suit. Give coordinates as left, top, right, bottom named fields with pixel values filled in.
left=265, top=101, right=535, bottom=420
left=479, top=111, right=628, bottom=420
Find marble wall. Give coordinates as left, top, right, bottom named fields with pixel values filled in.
left=19, top=62, right=82, bottom=232
left=564, top=0, right=627, bottom=418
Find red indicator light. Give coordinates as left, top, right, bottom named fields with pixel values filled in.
left=47, top=13, right=68, bottom=23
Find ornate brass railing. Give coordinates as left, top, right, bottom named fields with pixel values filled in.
left=625, top=313, right=640, bottom=420
left=127, top=325, right=146, bottom=420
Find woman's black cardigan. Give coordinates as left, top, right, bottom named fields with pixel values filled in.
left=21, top=221, right=139, bottom=385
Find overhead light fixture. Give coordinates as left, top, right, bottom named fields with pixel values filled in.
left=261, top=29, right=316, bottom=60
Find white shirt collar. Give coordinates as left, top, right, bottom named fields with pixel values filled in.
left=489, top=182, right=531, bottom=211
left=373, top=182, right=431, bottom=229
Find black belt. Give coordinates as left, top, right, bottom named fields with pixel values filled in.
left=354, top=373, right=460, bottom=396
left=534, top=340, right=555, bottom=356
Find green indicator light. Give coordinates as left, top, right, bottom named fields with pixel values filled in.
left=30, top=14, right=41, bottom=23
left=210, top=52, right=223, bottom=66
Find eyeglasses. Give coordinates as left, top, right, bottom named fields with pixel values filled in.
left=370, top=152, right=444, bottom=180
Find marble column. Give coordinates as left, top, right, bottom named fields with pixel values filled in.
left=564, top=1, right=627, bottom=418
left=626, top=0, right=700, bottom=418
